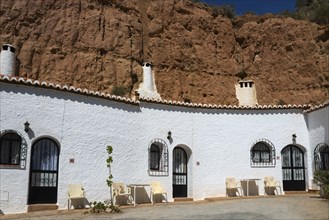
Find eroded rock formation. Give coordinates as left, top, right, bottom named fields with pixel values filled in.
left=0, top=0, right=328, bottom=105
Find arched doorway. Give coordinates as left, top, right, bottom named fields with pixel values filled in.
left=173, top=147, right=187, bottom=197
left=28, top=138, right=60, bottom=204
left=281, top=145, right=306, bottom=191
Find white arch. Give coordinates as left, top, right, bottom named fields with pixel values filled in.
left=32, top=135, right=61, bottom=153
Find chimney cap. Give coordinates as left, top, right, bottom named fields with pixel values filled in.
left=2, top=44, right=15, bottom=52
left=2, top=43, right=15, bottom=48
left=237, top=79, right=254, bottom=83
left=143, top=62, right=153, bottom=67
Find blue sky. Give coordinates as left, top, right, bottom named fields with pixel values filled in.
left=201, top=0, right=296, bottom=15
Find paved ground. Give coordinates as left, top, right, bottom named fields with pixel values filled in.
left=1, top=194, right=328, bottom=220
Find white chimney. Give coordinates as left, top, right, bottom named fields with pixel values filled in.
left=143, top=62, right=155, bottom=91
left=0, top=44, right=16, bottom=77
left=136, top=62, right=161, bottom=100
left=235, top=80, right=258, bottom=106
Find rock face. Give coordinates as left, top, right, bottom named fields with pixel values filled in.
left=0, top=0, right=328, bottom=105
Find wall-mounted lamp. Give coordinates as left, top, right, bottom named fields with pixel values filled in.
left=292, top=133, right=297, bottom=144
left=24, top=121, right=30, bottom=133
left=167, top=131, right=172, bottom=140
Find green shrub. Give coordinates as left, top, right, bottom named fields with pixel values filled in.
left=280, top=10, right=303, bottom=20
left=294, top=0, right=329, bottom=24
left=309, top=0, right=329, bottom=24
left=111, top=85, right=127, bottom=96
left=236, top=69, right=248, bottom=79
left=277, top=99, right=287, bottom=106
left=212, top=5, right=235, bottom=19
left=89, top=200, right=121, bottom=214
left=313, top=170, right=329, bottom=194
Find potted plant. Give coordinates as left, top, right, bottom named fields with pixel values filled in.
left=313, top=170, right=329, bottom=199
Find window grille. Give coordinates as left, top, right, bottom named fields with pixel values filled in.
left=250, top=139, right=276, bottom=167
left=148, top=139, right=168, bottom=176
left=314, top=143, right=329, bottom=171
left=0, top=130, right=27, bottom=169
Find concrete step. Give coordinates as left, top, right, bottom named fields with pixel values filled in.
left=284, top=191, right=309, bottom=195
left=174, top=198, right=193, bottom=202
left=205, top=196, right=263, bottom=201
left=307, top=189, right=320, bottom=194
left=27, top=204, right=58, bottom=212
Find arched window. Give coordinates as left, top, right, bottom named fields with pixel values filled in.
left=250, top=139, right=276, bottom=167
left=148, top=139, right=168, bottom=176
left=0, top=130, right=27, bottom=169
left=314, top=143, right=329, bottom=171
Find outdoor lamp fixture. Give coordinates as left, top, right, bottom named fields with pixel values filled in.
left=292, top=133, right=297, bottom=144
left=24, top=121, right=30, bottom=133
left=167, top=131, right=172, bottom=140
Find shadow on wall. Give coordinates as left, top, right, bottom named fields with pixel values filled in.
left=70, top=197, right=90, bottom=210
left=26, top=129, right=35, bottom=140
left=133, top=187, right=151, bottom=204
left=241, top=181, right=260, bottom=196
left=264, top=187, right=277, bottom=195
left=114, top=195, right=132, bottom=206
left=226, top=188, right=240, bottom=197
left=139, top=101, right=304, bottom=116
left=1, top=83, right=142, bottom=113
left=152, top=194, right=166, bottom=204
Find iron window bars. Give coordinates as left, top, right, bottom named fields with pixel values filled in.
left=148, top=138, right=168, bottom=176
left=314, top=143, right=329, bottom=171
left=250, top=139, right=276, bottom=167
left=0, top=130, right=27, bottom=169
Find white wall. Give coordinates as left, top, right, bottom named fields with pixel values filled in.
left=307, top=105, right=329, bottom=149
left=306, top=105, right=329, bottom=188
left=0, top=82, right=313, bottom=214
left=140, top=102, right=310, bottom=199
left=0, top=83, right=144, bottom=214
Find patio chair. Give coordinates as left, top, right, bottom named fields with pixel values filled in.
left=150, top=181, right=168, bottom=204
left=67, top=184, right=86, bottom=210
left=112, top=182, right=132, bottom=205
left=226, top=177, right=243, bottom=197
left=264, top=176, right=282, bottom=196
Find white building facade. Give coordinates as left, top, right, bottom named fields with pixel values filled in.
left=0, top=76, right=328, bottom=214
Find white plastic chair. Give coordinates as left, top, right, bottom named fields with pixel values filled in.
left=226, top=177, right=243, bottom=197
left=264, top=176, right=282, bottom=195
left=67, top=184, right=85, bottom=210
left=112, top=182, right=132, bottom=205
left=150, top=181, right=168, bottom=204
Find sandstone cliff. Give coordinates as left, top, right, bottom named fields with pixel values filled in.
left=0, top=0, right=328, bottom=105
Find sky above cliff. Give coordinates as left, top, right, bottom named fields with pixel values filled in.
left=201, top=0, right=296, bottom=15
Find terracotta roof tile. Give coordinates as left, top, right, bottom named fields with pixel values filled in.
left=138, top=96, right=311, bottom=110
left=0, top=75, right=326, bottom=111
left=304, top=100, right=329, bottom=113
left=0, top=75, right=139, bottom=105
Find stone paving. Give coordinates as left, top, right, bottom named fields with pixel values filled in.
left=1, top=194, right=328, bottom=220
